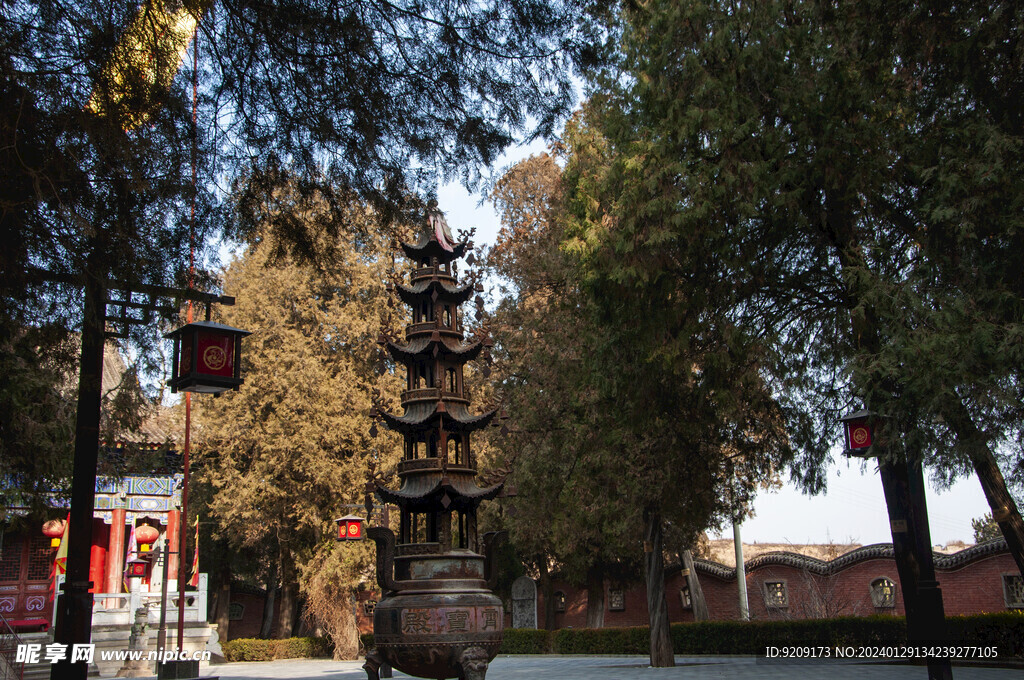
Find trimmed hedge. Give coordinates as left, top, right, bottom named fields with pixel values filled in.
left=222, top=636, right=333, bottom=661
left=948, top=612, right=1024, bottom=658
left=361, top=612, right=1023, bottom=657
left=500, top=628, right=551, bottom=654
left=553, top=626, right=649, bottom=655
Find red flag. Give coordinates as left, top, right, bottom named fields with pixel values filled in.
left=53, top=513, right=70, bottom=575
left=49, top=513, right=70, bottom=600
left=188, top=516, right=199, bottom=587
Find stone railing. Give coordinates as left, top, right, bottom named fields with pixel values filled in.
left=0, top=610, right=24, bottom=680
left=52, top=574, right=208, bottom=628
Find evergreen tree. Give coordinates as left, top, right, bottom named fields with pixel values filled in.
left=582, top=0, right=1024, bottom=575
left=1, top=0, right=599, bottom=513
left=489, top=135, right=790, bottom=658
left=558, top=102, right=792, bottom=666
left=972, top=513, right=1002, bottom=545
left=193, top=193, right=403, bottom=645
left=487, top=151, right=641, bottom=629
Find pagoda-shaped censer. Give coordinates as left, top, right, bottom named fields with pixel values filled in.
left=364, top=206, right=505, bottom=680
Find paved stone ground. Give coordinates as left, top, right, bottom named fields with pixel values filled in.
left=199, top=655, right=1021, bottom=680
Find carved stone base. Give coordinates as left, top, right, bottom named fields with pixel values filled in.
left=363, top=649, right=384, bottom=680
left=458, top=645, right=490, bottom=680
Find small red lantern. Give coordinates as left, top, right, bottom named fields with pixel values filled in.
left=165, top=320, right=251, bottom=394
left=42, top=519, right=65, bottom=548
left=136, top=523, right=159, bottom=553
left=126, top=558, right=148, bottom=579
left=335, top=515, right=365, bottom=541
left=841, top=409, right=874, bottom=456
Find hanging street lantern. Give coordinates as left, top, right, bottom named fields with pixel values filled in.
left=125, top=558, right=148, bottom=579
left=840, top=409, right=874, bottom=456
left=335, top=515, right=365, bottom=541
left=165, top=320, right=251, bottom=394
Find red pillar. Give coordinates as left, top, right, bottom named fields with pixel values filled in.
left=88, top=519, right=109, bottom=595
left=104, top=509, right=126, bottom=601
left=166, top=510, right=181, bottom=582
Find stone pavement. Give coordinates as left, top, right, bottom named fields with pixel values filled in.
left=200, top=655, right=1021, bottom=680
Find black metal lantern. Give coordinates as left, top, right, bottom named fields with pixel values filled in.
left=840, top=408, right=874, bottom=456
left=165, top=320, right=251, bottom=394
left=126, top=557, right=148, bottom=579
left=335, top=514, right=365, bottom=541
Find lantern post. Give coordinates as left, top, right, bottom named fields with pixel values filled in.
left=839, top=409, right=952, bottom=680
left=40, top=272, right=244, bottom=680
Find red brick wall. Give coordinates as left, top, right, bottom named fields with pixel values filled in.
left=935, top=554, right=1016, bottom=614
left=227, top=590, right=282, bottom=640
left=223, top=548, right=1018, bottom=638
left=522, top=549, right=1018, bottom=629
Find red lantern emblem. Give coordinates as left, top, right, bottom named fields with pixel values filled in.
left=126, top=558, right=148, bottom=579
left=335, top=515, right=365, bottom=541
left=136, top=523, right=159, bottom=553
left=840, top=409, right=874, bottom=455
left=849, top=423, right=871, bottom=447
left=166, top=320, right=251, bottom=394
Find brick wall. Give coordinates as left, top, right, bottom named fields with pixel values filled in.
left=223, top=544, right=1019, bottom=637
left=518, top=545, right=1018, bottom=630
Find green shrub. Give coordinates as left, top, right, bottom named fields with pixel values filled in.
left=357, top=612, right=1023, bottom=658
left=947, top=611, right=1024, bottom=657
left=499, top=628, right=551, bottom=654
left=360, top=633, right=375, bottom=651
left=221, top=636, right=333, bottom=662
left=552, top=626, right=648, bottom=654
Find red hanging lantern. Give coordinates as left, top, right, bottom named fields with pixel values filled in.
left=126, top=558, right=148, bottom=579
left=335, top=515, right=365, bottom=541
left=136, top=523, right=159, bottom=553
left=165, top=320, right=251, bottom=394
left=840, top=409, right=874, bottom=456
left=42, top=519, right=65, bottom=548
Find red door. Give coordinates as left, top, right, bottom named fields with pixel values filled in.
left=0, top=531, right=54, bottom=627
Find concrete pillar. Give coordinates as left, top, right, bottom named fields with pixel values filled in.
left=733, top=521, right=749, bottom=621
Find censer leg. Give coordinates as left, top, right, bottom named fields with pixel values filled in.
left=363, top=649, right=384, bottom=680
left=458, top=646, right=490, bottom=680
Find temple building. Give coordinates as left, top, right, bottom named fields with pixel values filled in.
left=0, top=347, right=206, bottom=637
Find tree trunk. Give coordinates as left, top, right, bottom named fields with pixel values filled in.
left=334, top=594, right=360, bottom=660
left=584, top=564, right=605, bottom=629
left=679, top=549, right=709, bottom=622
left=643, top=508, right=674, bottom=668
left=878, top=458, right=922, bottom=624
left=945, top=402, right=1024, bottom=576
left=277, top=545, right=299, bottom=638
left=214, top=563, right=232, bottom=641
left=259, top=559, right=278, bottom=639
left=537, top=558, right=556, bottom=630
